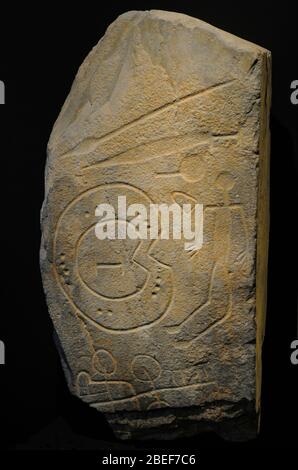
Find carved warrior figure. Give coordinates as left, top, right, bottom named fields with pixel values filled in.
left=40, top=10, right=271, bottom=440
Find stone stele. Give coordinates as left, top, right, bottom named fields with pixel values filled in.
left=40, top=10, right=271, bottom=440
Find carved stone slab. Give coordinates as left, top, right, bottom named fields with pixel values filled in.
left=40, top=10, right=271, bottom=440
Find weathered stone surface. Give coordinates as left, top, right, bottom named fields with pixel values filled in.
left=40, top=10, right=271, bottom=440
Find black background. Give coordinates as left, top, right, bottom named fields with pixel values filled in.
left=0, top=0, right=297, bottom=454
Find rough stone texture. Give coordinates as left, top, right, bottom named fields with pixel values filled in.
left=40, top=10, right=271, bottom=440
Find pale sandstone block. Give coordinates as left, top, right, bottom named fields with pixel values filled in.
left=40, top=10, right=271, bottom=440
